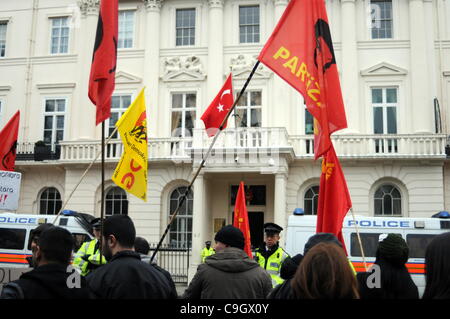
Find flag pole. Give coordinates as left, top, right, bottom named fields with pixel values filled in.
left=349, top=207, right=368, bottom=271
left=150, top=61, right=261, bottom=262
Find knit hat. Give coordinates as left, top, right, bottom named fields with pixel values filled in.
left=214, top=225, right=245, bottom=250
left=377, top=233, right=409, bottom=267
left=280, top=253, right=303, bottom=280
left=303, top=233, right=342, bottom=255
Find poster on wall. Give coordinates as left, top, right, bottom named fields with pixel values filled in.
left=0, top=170, right=21, bottom=211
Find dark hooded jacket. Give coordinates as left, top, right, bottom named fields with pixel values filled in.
left=182, top=247, right=272, bottom=299
left=0, top=263, right=89, bottom=299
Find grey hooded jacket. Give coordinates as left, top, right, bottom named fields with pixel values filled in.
left=182, top=247, right=272, bottom=299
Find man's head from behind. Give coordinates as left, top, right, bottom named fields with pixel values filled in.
left=303, top=233, right=343, bottom=256
left=102, top=215, right=136, bottom=261
left=214, top=225, right=245, bottom=252
left=134, top=236, right=150, bottom=255
left=33, top=226, right=74, bottom=267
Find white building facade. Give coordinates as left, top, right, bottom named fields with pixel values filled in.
left=1, top=0, right=450, bottom=280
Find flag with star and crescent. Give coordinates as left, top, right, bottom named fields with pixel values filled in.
left=201, top=73, right=234, bottom=137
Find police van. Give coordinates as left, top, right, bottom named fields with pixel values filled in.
left=0, top=210, right=94, bottom=268
left=285, top=210, right=450, bottom=296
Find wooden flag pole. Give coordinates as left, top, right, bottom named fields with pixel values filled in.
left=350, top=207, right=368, bottom=271
left=150, top=61, right=261, bottom=263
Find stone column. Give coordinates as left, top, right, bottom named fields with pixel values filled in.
left=189, top=173, right=205, bottom=282
left=274, top=172, right=287, bottom=247
left=75, top=0, right=99, bottom=140
left=207, top=0, right=224, bottom=102
left=143, top=0, right=163, bottom=137
left=340, top=0, right=359, bottom=133
left=409, top=0, right=433, bottom=133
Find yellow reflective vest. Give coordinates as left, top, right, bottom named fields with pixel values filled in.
left=73, top=239, right=107, bottom=276
left=255, top=246, right=287, bottom=287
left=201, top=247, right=215, bottom=263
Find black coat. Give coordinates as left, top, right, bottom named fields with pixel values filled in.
left=86, top=250, right=177, bottom=299
left=0, top=263, right=89, bottom=299
left=267, top=278, right=296, bottom=299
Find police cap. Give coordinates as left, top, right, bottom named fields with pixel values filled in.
left=263, top=222, right=283, bottom=235
left=91, top=218, right=102, bottom=230
left=205, top=241, right=211, bottom=245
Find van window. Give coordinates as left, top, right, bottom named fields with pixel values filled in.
left=406, top=234, right=436, bottom=258
left=350, top=233, right=401, bottom=257
left=0, top=228, right=27, bottom=250
left=72, top=233, right=90, bottom=252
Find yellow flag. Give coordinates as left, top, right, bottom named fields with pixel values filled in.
left=112, top=88, right=148, bottom=202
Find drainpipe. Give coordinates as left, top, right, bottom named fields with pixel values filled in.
left=436, top=0, right=446, bottom=134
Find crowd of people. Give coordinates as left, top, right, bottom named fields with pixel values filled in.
left=1, top=214, right=449, bottom=300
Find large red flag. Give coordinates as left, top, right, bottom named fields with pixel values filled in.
left=258, top=0, right=347, bottom=159
left=233, top=182, right=252, bottom=258
left=88, top=0, right=118, bottom=126
left=316, top=144, right=352, bottom=252
left=0, top=111, right=20, bottom=171
left=201, top=74, right=234, bottom=137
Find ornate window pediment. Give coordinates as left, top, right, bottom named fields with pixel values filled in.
left=361, top=62, right=407, bottom=77
left=229, top=54, right=271, bottom=79
left=161, top=56, right=206, bottom=82
left=115, top=71, right=142, bottom=84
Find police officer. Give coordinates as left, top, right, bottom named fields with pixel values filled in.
left=201, top=240, right=215, bottom=263
left=254, top=223, right=289, bottom=287
left=73, top=218, right=106, bottom=276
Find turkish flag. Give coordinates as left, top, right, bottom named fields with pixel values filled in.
left=88, top=0, right=118, bottom=126
left=201, top=73, right=234, bottom=137
left=258, top=0, right=347, bottom=159
left=0, top=111, right=20, bottom=171
left=316, top=144, right=352, bottom=252
left=233, top=182, right=253, bottom=258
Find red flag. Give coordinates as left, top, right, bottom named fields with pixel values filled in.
left=0, top=111, right=20, bottom=171
left=316, top=144, right=352, bottom=252
left=88, top=0, right=118, bottom=126
left=258, top=0, right=347, bottom=159
left=233, top=182, right=253, bottom=258
left=201, top=74, right=234, bottom=137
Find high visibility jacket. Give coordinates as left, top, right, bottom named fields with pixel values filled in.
left=73, top=239, right=106, bottom=276
left=255, top=246, right=287, bottom=287
left=201, top=247, right=215, bottom=263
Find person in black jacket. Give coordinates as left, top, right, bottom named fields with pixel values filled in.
left=86, top=215, right=177, bottom=299
left=1, top=226, right=89, bottom=299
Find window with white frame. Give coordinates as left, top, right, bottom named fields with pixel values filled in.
left=168, top=186, right=193, bottom=248
left=239, top=5, right=260, bottom=43
left=171, top=93, right=196, bottom=138
left=370, top=0, right=393, bottom=39
left=0, top=21, right=7, bottom=57
left=39, top=187, right=62, bottom=215
left=43, top=98, right=65, bottom=151
left=118, top=11, right=134, bottom=49
left=304, top=185, right=319, bottom=215
left=108, top=95, right=132, bottom=138
left=176, top=8, right=195, bottom=46
left=372, top=87, right=398, bottom=153
left=374, top=184, right=402, bottom=216
left=105, top=187, right=128, bottom=216
left=50, top=17, right=69, bottom=54
left=305, top=107, right=314, bottom=154
left=235, top=90, right=262, bottom=127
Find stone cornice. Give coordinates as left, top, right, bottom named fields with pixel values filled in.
left=208, top=0, right=224, bottom=8
left=272, top=0, right=290, bottom=6
left=77, top=0, right=99, bottom=16
left=144, top=0, right=164, bottom=11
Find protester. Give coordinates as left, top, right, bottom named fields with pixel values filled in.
left=25, top=222, right=54, bottom=267
left=267, top=253, right=303, bottom=299
left=86, top=215, right=177, bottom=299
left=422, top=232, right=450, bottom=299
left=356, top=233, right=418, bottom=299
left=291, top=242, right=359, bottom=299
left=201, top=240, right=215, bottom=262
left=182, top=225, right=272, bottom=299
left=1, top=226, right=89, bottom=299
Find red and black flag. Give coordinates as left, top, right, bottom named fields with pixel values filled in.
left=0, top=111, right=20, bottom=171
left=88, top=0, right=118, bottom=126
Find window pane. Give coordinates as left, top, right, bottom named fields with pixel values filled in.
left=386, top=88, right=397, bottom=103
left=44, top=116, right=53, bottom=129
left=236, top=92, right=248, bottom=107
left=171, top=111, right=183, bottom=134
left=0, top=228, right=26, bottom=250
left=172, top=94, right=183, bottom=109
left=374, top=198, right=382, bottom=215
left=407, top=234, right=436, bottom=258
left=186, top=94, right=196, bottom=108
left=373, top=107, right=383, bottom=134
left=185, top=111, right=196, bottom=136
left=57, top=99, right=65, bottom=112
left=305, top=109, right=314, bottom=134
left=372, top=89, right=383, bottom=104
left=387, top=107, right=397, bottom=134
left=111, top=96, right=121, bottom=109
left=46, top=100, right=55, bottom=112
left=250, top=108, right=261, bottom=127
left=351, top=233, right=401, bottom=257
left=250, top=91, right=261, bottom=106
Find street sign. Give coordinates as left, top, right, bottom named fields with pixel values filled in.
left=0, top=170, right=21, bottom=211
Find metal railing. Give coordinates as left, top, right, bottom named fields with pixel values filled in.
left=149, top=243, right=191, bottom=285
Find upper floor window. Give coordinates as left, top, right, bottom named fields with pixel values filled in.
left=235, top=90, right=261, bottom=127
left=50, top=17, right=69, bottom=54
left=0, top=22, right=7, bottom=57
left=239, top=5, right=260, bottom=43
left=169, top=186, right=193, bottom=248
left=371, top=0, right=392, bottom=39
left=108, top=95, right=132, bottom=138
left=304, top=185, right=319, bottom=215
left=39, top=187, right=62, bottom=215
left=374, top=184, right=402, bottom=216
left=372, top=87, right=398, bottom=152
left=176, top=8, right=195, bottom=46
left=105, top=187, right=128, bottom=216
left=44, top=98, right=65, bottom=151
left=171, top=93, right=196, bottom=138
left=118, top=11, right=134, bottom=49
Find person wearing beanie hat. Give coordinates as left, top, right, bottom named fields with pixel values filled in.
left=182, top=225, right=272, bottom=299
left=356, top=233, right=419, bottom=299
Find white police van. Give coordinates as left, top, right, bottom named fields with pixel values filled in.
left=285, top=210, right=450, bottom=296
left=0, top=210, right=94, bottom=268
